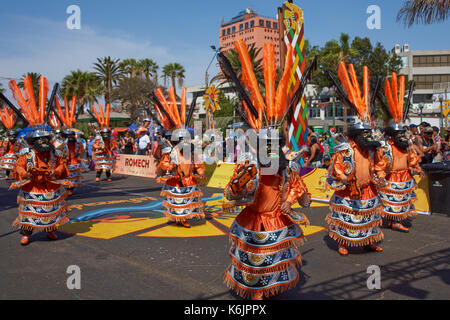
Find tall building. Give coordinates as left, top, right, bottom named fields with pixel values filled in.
left=219, top=8, right=281, bottom=67
left=396, top=45, right=450, bottom=105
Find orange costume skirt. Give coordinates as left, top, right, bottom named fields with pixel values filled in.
left=378, top=169, right=418, bottom=221
left=160, top=176, right=204, bottom=223
left=326, top=183, right=384, bottom=247
left=224, top=174, right=308, bottom=299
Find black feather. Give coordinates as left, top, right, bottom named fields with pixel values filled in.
left=0, top=92, right=29, bottom=125
left=403, top=80, right=414, bottom=122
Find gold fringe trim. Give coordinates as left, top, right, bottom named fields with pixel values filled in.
left=380, top=209, right=417, bottom=221
left=13, top=216, right=70, bottom=232
left=325, top=215, right=382, bottom=231
left=162, top=201, right=204, bottom=210
left=229, top=234, right=305, bottom=254
left=229, top=255, right=301, bottom=275
left=330, top=203, right=383, bottom=216
left=163, top=211, right=205, bottom=223
left=327, top=229, right=384, bottom=248
left=17, top=192, right=68, bottom=209
left=223, top=268, right=300, bottom=300
left=379, top=184, right=417, bottom=195
left=17, top=203, right=68, bottom=221
left=160, top=190, right=203, bottom=199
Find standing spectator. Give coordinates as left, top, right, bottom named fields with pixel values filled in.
left=304, top=134, right=323, bottom=168
left=87, top=135, right=95, bottom=171
left=325, top=129, right=337, bottom=157
left=420, top=127, right=438, bottom=164
left=121, top=131, right=136, bottom=155
left=441, top=128, right=450, bottom=161
left=137, top=129, right=151, bottom=155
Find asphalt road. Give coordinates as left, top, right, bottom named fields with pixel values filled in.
left=0, top=171, right=449, bottom=300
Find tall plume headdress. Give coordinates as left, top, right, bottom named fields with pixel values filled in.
left=381, top=72, right=413, bottom=131
left=326, top=61, right=380, bottom=130
left=8, top=75, right=59, bottom=138
left=217, top=39, right=316, bottom=134
left=151, top=86, right=199, bottom=134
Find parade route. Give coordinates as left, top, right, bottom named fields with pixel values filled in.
left=0, top=172, right=449, bottom=300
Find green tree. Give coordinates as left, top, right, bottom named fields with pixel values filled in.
left=162, top=62, right=185, bottom=93
left=120, top=58, right=142, bottom=79
left=214, top=91, right=235, bottom=117
left=93, top=56, right=123, bottom=106
left=397, top=0, right=450, bottom=26
left=139, top=58, right=159, bottom=84
left=111, top=77, right=158, bottom=122
left=61, top=70, right=103, bottom=116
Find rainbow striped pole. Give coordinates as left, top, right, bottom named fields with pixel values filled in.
left=280, top=1, right=308, bottom=166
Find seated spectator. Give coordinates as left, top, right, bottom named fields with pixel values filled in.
left=322, top=154, right=331, bottom=170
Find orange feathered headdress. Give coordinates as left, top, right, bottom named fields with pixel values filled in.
left=384, top=72, right=406, bottom=124
left=152, top=86, right=187, bottom=131
left=337, top=61, right=371, bottom=124
left=0, top=106, right=16, bottom=130
left=233, top=39, right=294, bottom=130
left=91, top=103, right=111, bottom=129
left=9, top=76, right=49, bottom=127
left=53, top=96, right=78, bottom=129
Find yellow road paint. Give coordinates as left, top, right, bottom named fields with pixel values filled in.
left=137, top=220, right=226, bottom=238
left=60, top=217, right=167, bottom=240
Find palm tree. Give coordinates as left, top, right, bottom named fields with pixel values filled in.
left=397, top=0, right=450, bottom=27
left=93, top=56, right=123, bottom=105
left=162, top=63, right=185, bottom=93
left=139, top=58, right=159, bottom=84
left=18, top=72, right=42, bottom=99
left=120, top=58, right=142, bottom=79
left=61, top=70, right=103, bottom=116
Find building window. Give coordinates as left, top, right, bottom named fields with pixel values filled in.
left=245, top=22, right=249, bottom=29
left=259, top=19, right=264, bottom=27
left=222, top=29, right=226, bottom=36
left=239, top=24, right=243, bottom=31
left=250, top=20, right=254, bottom=28
left=232, top=26, right=235, bottom=33
left=266, top=21, right=271, bottom=28
left=273, top=22, right=278, bottom=29
left=227, top=28, right=230, bottom=35
left=413, top=54, right=450, bottom=67
left=413, top=74, right=450, bottom=90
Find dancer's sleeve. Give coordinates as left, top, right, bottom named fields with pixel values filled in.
left=13, top=155, right=28, bottom=180
left=285, top=171, right=311, bottom=207
left=54, top=157, right=69, bottom=179
left=330, top=151, right=348, bottom=182
left=373, top=147, right=388, bottom=180
left=193, top=160, right=205, bottom=177
left=408, top=147, right=423, bottom=176
left=158, top=153, right=175, bottom=171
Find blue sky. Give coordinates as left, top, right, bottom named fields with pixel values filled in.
left=0, top=0, right=448, bottom=97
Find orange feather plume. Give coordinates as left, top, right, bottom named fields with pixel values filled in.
left=168, top=86, right=181, bottom=127
left=274, top=44, right=294, bottom=122
left=235, top=40, right=266, bottom=125
left=39, top=77, right=49, bottom=123
left=180, top=87, right=187, bottom=126
left=384, top=72, right=405, bottom=124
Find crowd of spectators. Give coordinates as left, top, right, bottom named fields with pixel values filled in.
left=304, top=122, right=450, bottom=169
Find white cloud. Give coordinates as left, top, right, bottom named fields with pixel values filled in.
left=0, top=15, right=215, bottom=95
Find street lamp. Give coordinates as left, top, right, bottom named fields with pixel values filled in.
left=438, top=94, right=444, bottom=138
left=322, top=86, right=336, bottom=131
left=205, top=45, right=221, bottom=89
left=418, top=102, right=424, bottom=123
